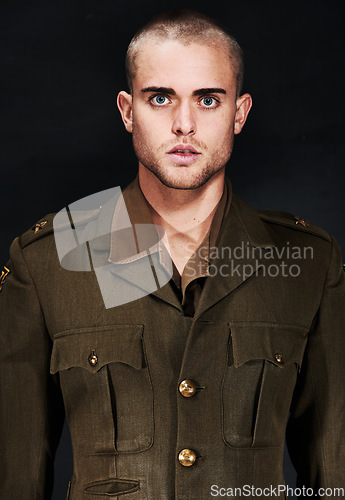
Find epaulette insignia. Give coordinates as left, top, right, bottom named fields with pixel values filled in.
left=32, top=220, right=48, bottom=234
left=20, top=214, right=55, bottom=249
left=0, top=265, right=10, bottom=292
left=258, top=209, right=331, bottom=242
left=294, top=216, right=310, bottom=227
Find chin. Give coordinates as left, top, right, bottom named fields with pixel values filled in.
left=155, top=170, right=214, bottom=191
left=162, top=180, right=209, bottom=190
left=142, top=161, right=223, bottom=191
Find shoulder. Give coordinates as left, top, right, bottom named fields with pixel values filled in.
left=19, top=208, right=100, bottom=250
left=257, top=209, right=332, bottom=243
left=254, top=207, right=344, bottom=274
left=231, top=192, right=333, bottom=247
left=18, top=185, right=124, bottom=250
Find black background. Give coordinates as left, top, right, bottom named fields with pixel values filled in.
left=1, top=1, right=344, bottom=498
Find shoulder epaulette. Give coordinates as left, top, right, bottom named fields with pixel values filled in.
left=258, top=210, right=331, bottom=243
left=20, top=213, right=55, bottom=248
left=20, top=208, right=100, bottom=249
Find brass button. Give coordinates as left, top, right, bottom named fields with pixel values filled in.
left=275, top=353, right=283, bottom=364
left=88, top=351, right=98, bottom=366
left=178, top=449, right=197, bottom=467
left=179, top=379, right=197, bottom=398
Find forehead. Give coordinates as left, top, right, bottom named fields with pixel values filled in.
left=132, top=39, right=236, bottom=94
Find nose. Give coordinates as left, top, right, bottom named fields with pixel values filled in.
left=171, top=102, right=196, bottom=136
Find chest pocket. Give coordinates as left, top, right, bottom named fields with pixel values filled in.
left=50, top=324, right=154, bottom=454
left=222, top=322, right=308, bottom=449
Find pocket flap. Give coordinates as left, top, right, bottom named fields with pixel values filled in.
left=84, top=478, right=139, bottom=495
left=50, top=324, right=144, bottom=374
left=230, top=322, right=308, bottom=368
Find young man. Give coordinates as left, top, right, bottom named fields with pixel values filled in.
left=1, top=9, right=344, bottom=500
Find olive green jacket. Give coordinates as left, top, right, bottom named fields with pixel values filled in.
left=1, top=189, right=345, bottom=499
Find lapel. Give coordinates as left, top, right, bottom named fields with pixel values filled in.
left=194, top=193, right=276, bottom=320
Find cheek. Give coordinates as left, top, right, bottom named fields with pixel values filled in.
left=199, top=115, right=234, bottom=144
left=133, top=109, right=168, bottom=142
left=220, top=112, right=236, bottom=140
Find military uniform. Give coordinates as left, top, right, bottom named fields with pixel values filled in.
left=1, top=177, right=345, bottom=499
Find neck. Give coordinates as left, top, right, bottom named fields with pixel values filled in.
left=138, top=165, right=225, bottom=273
left=138, top=165, right=225, bottom=230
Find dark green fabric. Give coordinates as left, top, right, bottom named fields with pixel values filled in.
left=1, top=190, right=345, bottom=499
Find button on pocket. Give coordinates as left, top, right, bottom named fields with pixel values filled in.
left=88, top=351, right=98, bottom=366
left=50, top=324, right=154, bottom=454
left=222, top=322, right=308, bottom=449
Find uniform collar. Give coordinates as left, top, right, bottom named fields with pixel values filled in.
left=107, top=175, right=232, bottom=302
left=89, top=177, right=276, bottom=314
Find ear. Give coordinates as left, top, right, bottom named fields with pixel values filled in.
left=234, top=93, right=252, bottom=135
left=117, top=91, right=133, bottom=133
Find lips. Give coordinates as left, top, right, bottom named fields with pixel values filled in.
left=174, top=149, right=195, bottom=153
left=166, top=144, right=201, bottom=165
left=168, top=144, right=200, bottom=154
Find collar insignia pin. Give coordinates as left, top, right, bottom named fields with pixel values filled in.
left=32, top=220, right=48, bottom=234
left=294, top=216, right=309, bottom=227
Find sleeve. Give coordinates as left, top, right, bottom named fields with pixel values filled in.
left=286, top=236, right=345, bottom=495
left=0, top=237, right=65, bottom=499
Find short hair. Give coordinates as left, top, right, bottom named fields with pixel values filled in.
left=125, top=8, right=244, bottom=96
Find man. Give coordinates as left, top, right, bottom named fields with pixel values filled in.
left=1, top=8, right=344, bottom=500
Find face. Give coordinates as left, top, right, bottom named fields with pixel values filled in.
left=118, top=39, right=252, bottom=190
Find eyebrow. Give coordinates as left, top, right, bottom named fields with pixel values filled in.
left=141, top=86, right=176, bottom=95
left=141, top=86, right=226, bottom=96
left=192, top=88, right=227, bottom=96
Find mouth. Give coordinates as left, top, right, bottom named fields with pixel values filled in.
left=166, top=144, right=201, bottom=165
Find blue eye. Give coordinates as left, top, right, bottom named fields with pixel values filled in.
left=151, top=95, right=168, bottom=105
left=201, top=96, right=217, bottom=107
